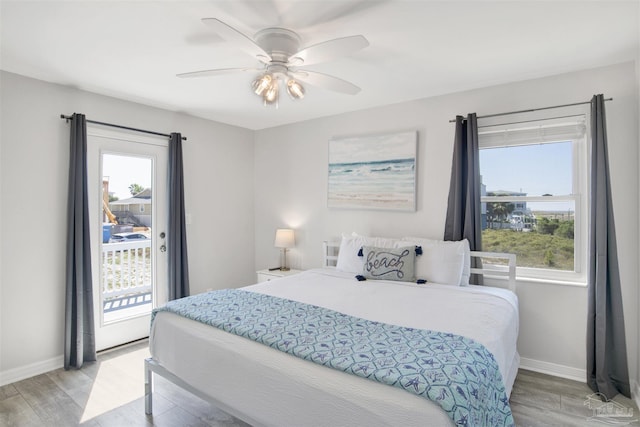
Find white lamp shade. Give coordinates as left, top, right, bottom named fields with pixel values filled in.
left=274, top=228, right=295, bottom=248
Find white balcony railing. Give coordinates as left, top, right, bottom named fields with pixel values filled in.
left=102, top=240, right=152, bottom=299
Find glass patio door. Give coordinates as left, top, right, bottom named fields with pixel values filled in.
left=87, top=127, right=168, bottom=351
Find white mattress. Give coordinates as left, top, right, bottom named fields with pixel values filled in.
left=150, top=268, right=520, bottom=427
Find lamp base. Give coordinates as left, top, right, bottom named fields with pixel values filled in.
left=279, top=248, right=290, bottom=271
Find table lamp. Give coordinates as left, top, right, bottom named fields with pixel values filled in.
left=274, top=228, right=295, bottom=271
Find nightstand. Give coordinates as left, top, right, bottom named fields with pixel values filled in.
left=256, top=268, right=302, bottom=283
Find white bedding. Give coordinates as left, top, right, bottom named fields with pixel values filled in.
left=150, top=268, right=519, bottom=427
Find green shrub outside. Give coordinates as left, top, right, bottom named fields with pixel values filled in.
left=482, top=226, right=574, bottom=270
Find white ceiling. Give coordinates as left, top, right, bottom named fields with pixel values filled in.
left=1, top=1, right=638, bottom=130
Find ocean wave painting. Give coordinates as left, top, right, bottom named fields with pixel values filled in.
left=328, top=131, right=417, bottom=211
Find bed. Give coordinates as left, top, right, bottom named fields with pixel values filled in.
left=145, top=237, right=519, bottom=427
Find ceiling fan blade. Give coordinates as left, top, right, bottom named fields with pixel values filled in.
left=177, top=67, right=258, bottom=78
left=289, top=35, right=369, bottom=66
left=201, top=18, right=271, bottom=63
left=293, top=70, right=361, bottom=95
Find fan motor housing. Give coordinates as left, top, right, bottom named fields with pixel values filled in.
left=254, top=28, right=301, bottom=63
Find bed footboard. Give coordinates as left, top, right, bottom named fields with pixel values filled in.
left=144, top=357, right=258, bottom=424
left=145, top=357, right=213, bottom=415
left=144, top=358, right=154, bottom=415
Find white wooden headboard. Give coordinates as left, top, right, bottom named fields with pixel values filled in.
left=322, top=240, right=341, bottom=268
left=322, top=241, right=517, bottom=291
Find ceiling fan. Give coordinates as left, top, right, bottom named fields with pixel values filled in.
left=177, top=18, right=369, bottom=106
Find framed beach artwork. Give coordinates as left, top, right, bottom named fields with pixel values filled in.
left=328, top=131, right=417, bottom=211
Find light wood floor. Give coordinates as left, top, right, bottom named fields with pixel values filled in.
left=1, top=339, right=638, bottom=426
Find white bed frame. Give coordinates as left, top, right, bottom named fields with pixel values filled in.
left=145, top=241, right=517, bottom=419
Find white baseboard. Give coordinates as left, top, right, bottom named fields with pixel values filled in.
left=0, top=355, right=63, bottom=387
left=519, top=357, right=586, bottom=383
left=633, top=380, right=640, bottom=413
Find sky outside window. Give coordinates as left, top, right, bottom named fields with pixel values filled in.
left=103, top=154, right=152, bottom=200
left=480, top=141, right=573, bottom=211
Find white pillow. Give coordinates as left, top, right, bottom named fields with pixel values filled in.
left=401, top=237, right=471, bottom=286
left=335, top=233, right=399, bottom=274
left=420, top=243, right=465, bottom=286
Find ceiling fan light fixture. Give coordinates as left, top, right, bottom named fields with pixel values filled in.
left=286, top=79, right=305, bottom=100
left=252, top=73, right=273, bottom=96
left=263, top=78, right=279, bottom=107
left=181, top=20, right=370, bottom=109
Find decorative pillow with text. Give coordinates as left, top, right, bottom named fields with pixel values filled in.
left=361, top=246, right=416, bottom=282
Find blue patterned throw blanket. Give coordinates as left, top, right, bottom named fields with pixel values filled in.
left=152, top=289, right=514, bottom=426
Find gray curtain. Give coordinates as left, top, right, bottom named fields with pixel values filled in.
left=64, top=113, right=96, bottom=369
left=444, top=114, right=483, bottom=284
left=168, top=133, right=190, bottom=300
left=586, top=94, right=630, bottom=398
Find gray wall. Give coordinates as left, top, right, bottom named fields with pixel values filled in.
left=1, top=61, right=638, bottom=402
left=0, top=71, right=255, bottom=382
left=254, top=62, right=639, bottom=387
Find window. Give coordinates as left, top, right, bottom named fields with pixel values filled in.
left=478, top=115, right=588, bottom=283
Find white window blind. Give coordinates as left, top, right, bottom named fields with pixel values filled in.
left=479, top=117, right=586, bottom=148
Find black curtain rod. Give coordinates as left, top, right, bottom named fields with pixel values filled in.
left=60, top=114, right=187, bottom=141
left=449, top=98, right=613, bottom=123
